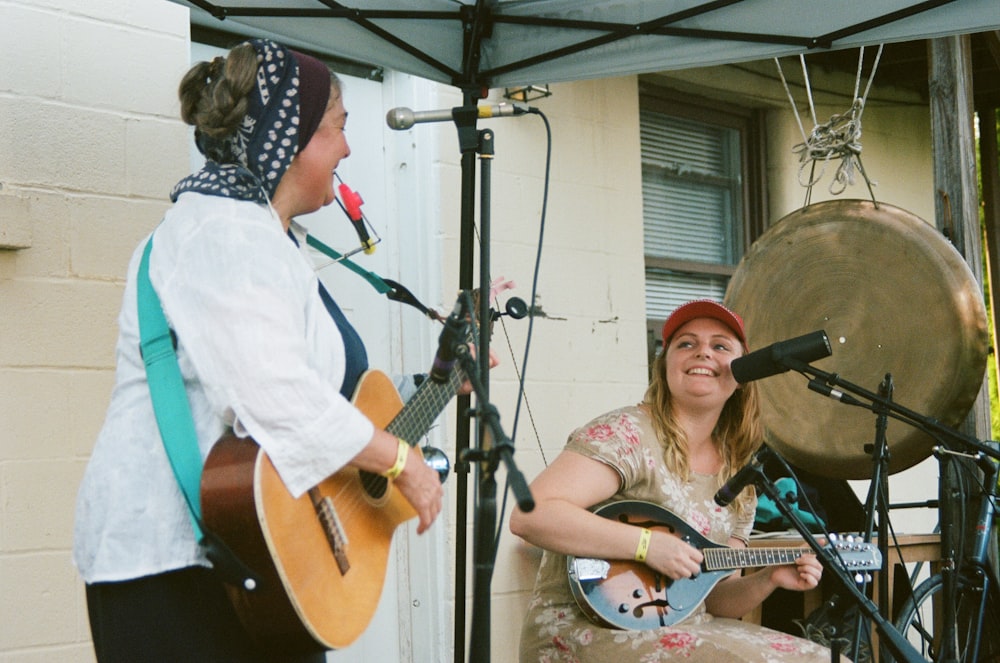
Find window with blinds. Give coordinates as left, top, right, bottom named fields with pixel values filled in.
left=639, top=86, right=765, bottom=364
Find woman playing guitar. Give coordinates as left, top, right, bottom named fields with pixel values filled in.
left=73, top=39, right=446, bottom=662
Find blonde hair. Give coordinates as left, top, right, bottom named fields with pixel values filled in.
left=642, top=346, right=764, bottom=516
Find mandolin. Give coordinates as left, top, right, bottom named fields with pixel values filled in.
left=567, top=500, right=882, bottom=631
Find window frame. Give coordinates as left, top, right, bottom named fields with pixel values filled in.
left=639, top=82, right=768, bottom=365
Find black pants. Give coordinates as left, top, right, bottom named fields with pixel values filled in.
left=85, top=567, right=326, bottom=663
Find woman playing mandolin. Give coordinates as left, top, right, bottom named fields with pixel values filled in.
left=510, top=300, right=843, bottom=661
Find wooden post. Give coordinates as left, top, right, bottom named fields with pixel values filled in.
left=928, top=34, right=992, bottom=443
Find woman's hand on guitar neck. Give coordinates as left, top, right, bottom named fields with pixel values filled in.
left=456, top=347, right=500, bottom=396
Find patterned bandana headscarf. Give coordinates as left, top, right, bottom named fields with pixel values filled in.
left=170, top=39, right=331, bottom=206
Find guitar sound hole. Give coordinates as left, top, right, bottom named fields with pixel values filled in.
left=360, top=470, right=388, bottom=498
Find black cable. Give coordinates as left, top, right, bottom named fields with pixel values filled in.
left=490, top=107, right=553, bottom=556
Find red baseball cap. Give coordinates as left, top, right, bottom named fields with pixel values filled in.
left=661, top=300, right=746, bottom=346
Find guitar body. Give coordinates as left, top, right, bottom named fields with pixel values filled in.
left=567, top=500, right=880, bottom=631
left=567, top=501, right=731, bottom=631
left=201, top=370, right=418, bottom=654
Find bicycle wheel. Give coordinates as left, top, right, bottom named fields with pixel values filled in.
left=892, top=571, right=1000, bottom=662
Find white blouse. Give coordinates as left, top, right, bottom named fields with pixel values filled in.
left=73, top=192, right=375, bottom=583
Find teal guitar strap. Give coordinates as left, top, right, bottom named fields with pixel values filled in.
left=136, top=236, right=258, bottom=589
left=305, top=233, right=392, bottom=294
left=136, top=236, right=206, bottom=539
left=306, top=233, right=440, bottom=319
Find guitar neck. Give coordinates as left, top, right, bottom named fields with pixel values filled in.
left=703, top=547, right=804, bottom=571
left=384, top=367, right=465, bottom=443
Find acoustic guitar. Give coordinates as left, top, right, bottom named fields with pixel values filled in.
left=200, top=366, right=463, bottom=654
left=567, top=500, right=882, bottom=631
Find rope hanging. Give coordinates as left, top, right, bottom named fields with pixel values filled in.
left=775, top=45, right=884, bottom=207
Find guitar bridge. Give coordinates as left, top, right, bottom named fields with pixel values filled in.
left=310, top=489, right=351, bottom=575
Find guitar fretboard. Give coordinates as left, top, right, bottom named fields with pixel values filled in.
left=703, top=547, right=802, bottom=571
left=385, top=365, right=465, bottom=442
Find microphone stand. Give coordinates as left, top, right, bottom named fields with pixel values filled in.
left=452, top=102, right=480, bottom=663
left=444, top=103, right=535, bottom=663
left=780, top=355, right=1000, bottom=662
left=847, top=373, right=893, bottom=662
left=750, top=460, right=927, bottom=663
left=786, top=357, right=1000, bottom=464
left=435, top=292, right=535, bottom=663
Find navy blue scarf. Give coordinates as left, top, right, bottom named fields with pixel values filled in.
left=170, top=39, right=309, bottom=206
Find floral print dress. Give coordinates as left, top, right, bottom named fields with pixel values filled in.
left=518, top=405, right=840, bottom=662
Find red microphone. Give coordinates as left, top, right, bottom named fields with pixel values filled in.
left=336, top=179, right=376, bottom=255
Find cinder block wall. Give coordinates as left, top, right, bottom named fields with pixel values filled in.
left=0, top=1, right=190, bottom=659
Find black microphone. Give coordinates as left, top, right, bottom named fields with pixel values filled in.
left=714, top=447, right=770, bottom=507
left=730, top=330, right=831, bottom=384
left=386, top=102, right=530, bottom=130
left=429, top=305, right=465, bottom=384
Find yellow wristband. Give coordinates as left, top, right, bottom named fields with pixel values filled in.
left=634, top=527, right=652, bottom=563
left=382, top=438, right=409, bottom=479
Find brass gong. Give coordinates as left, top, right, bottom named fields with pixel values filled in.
left=724, top=200, right=988, bottom=479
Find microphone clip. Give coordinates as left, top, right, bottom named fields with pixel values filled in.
left=429, top=297, right=472, bottom=384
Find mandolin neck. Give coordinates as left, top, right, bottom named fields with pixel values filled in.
left=702, top=547, right=804, bottom=571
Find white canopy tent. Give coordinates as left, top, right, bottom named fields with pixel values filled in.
left=171, top=0, right=999, bottom=89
